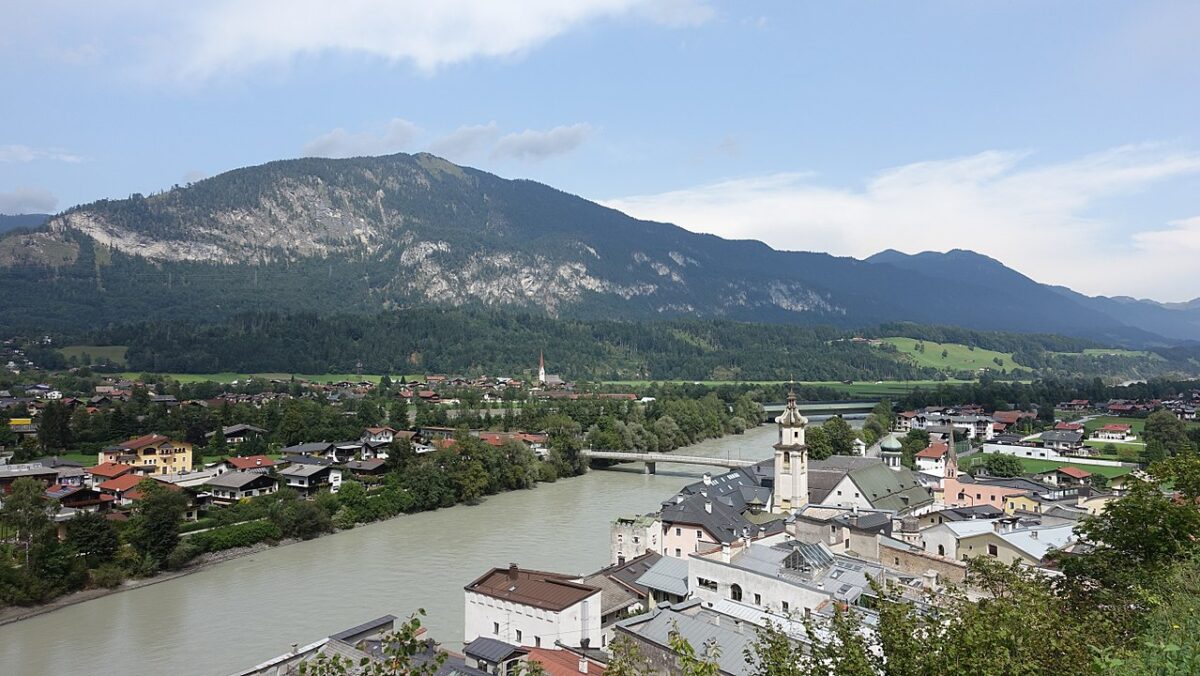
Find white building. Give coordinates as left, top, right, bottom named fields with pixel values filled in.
left=688, top=535, right=886, bottom=618
left=464, top=564, right=602, bottom=650
left=772, top=390, right=809, bottom=514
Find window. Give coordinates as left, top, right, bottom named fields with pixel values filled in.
left=535, top=637, right=542, bottom=648
left=696, top=530, right=703, bottom=539
left=754, top=593, right=762, bottom=605
left=493, top=622, right=499, bottom=635
left=516, top=630, right=522, bottom=642
left=781, top=601, right=789, bottom=612
left=697, top=577, right=718, bottom=591
left=844, top=539, right=850, bottom=549
left=836, top=490, right=842, bottom=496
left=730, top=584, right=743, bottom=602
left=675, top=528, right=681, bottom=536
left=937, top=544, right=945, bottom=556
left=633, top=536, right=640, bottom=544
left=988, top=544, right=998, bottom=557
left=675, top=548, right=682, bottom=557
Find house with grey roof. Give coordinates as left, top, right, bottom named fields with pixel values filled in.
left=204, top=471, right=278, bottom=505
left=807, top=457, right=932, bottom=515
left=278, top=462, right=343, bottom=496
left=634, top=554, right=690, bottom=605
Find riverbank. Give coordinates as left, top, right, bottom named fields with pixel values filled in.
left=0, top=539, right=303, bottom=627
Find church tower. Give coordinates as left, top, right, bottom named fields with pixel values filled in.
left=773, top=388, right=809, bottom=514
left=538, top=352, right=546, bottom=385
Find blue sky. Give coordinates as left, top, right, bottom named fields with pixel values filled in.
left=2, top=0, right=1198, bottom=300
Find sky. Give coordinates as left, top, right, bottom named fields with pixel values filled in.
left=1, top=0, right=1198, bottom=301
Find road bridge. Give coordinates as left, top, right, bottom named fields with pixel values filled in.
left=580, top=450, right=759, bottom=475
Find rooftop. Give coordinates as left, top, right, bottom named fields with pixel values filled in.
left=465, top=565, right=599, bottom=612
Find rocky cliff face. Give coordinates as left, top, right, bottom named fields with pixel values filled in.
left=1, top=152, right=1188, bottom=343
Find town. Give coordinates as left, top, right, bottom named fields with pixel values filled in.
left=4, top=365, right=1200, bottom=674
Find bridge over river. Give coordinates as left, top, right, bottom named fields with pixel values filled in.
left=760, top=400, right=877, bottom=417
left=580, top=449, right=760, bottom=474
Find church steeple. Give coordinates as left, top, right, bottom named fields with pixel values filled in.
left=538, top=351, right=546, bottom=385
left=772, top=385, right=809, bottom=514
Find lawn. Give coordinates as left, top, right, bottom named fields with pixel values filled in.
left=962, top=452, right=1136, bottom=479
left=879, top=337, right=1020, bottom=372
left=59, top=345, right=128, bottom=366
left=46, top=452, right=100, bottom=466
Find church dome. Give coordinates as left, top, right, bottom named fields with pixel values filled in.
left=881, top=433, right=903, bottom=451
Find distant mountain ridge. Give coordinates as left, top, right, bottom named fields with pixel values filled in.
left=0, top=152, right=1195, bottom=345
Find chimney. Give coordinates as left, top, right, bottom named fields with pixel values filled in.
left=1030, top=530, right=1038, bottom=540
left=578, top=656, right=589, bottom=674
left=702, top=472, right=713, bottom=485
left=721, top=543, right=731, bottom=562
left=704, top=500, right=712, bottom=514
left=508, top=563, right=519, bottom=580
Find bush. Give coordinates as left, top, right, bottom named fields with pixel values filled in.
left=187, top=520, right=282, bottom=553
left=165, top=540, right=203, bottom=570
left=91, top=563, right=127, bottom=588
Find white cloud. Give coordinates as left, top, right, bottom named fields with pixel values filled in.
left=604, top=144, right=1200, bottom=301
left=0, top=144, right=85, bottom=163
left=492, top=123, right=592, bottom=162
left=427, top=123, right=500, bottom=161
left=170, top=0, right=711, bottom=78
left=0, top=187, right=58, bottom=214
left=302, top=118, right=420, bottom=158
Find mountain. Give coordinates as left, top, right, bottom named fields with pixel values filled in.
left=0, top=213, right=51, bottom=235
left=0, top=152, right=1194, bottom=344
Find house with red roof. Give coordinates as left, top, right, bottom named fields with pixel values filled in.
left=219, top=455, right=275, bottom=474
left=98, top=473, right=152, bottom=505
left=1092, top=423, right=1134, bottom=441
left=914, top=443, right=950, bottom=475
left=1037, top=465, right=1092, bottom=487
left=85, top=462, right=138, bottom=488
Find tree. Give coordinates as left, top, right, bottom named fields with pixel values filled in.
left=455, top=461, right=490, bottom=505
left=805, top=426, right=833, bottom=461
left=1145, top=410, right=1193, bottom=456
left=822, top=417, right=856, bottom=456
left=37, top=401, right=71, bottom=450
left=124, top=480, right=188, bottom=569
left=0, top=477, right=56, bottom=569
left=65, top=511, right=120, bottom=568
left=983, top=453, right=1024, bottom=478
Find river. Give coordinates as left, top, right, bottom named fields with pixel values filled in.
left=0, top=425, right=794, bottom=676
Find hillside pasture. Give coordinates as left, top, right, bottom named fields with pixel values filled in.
left=58, top=345, right=128, bottom=366
left=880, top=337, right=1019, bottom=372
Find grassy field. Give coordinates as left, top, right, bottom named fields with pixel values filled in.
left=880, top=337, right=1019, bottom=372
left=59, top=345, right=128, bottom=366
left=601, top=379, right=975, bottom=397
left=962, top=452, right=1135, bottom=478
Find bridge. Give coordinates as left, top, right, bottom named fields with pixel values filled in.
left=580, top=450, right=759, bottom=475
left=760, top=400, right=878, bottom=416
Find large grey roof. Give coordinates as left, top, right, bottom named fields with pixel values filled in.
left=280, top=442, right=335, bottom=455
left=661, top=492, right=784, bottom=545
left=280, top=463, right=336, bottom=478
left=634, top=555, right=690, bottom=598
left=205, top=472, right=276, bottom=489
left=617, top=602, right=753, bottom=676
left=1039, top=430, right=1084, bottom=444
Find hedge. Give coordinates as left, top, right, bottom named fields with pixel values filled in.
left=187, top=520, right=281, bottom=553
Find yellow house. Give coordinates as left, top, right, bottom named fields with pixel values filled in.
left=1003, top=493, right=1040, bottom=515
left=98, top=434, right=193, bottom=475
